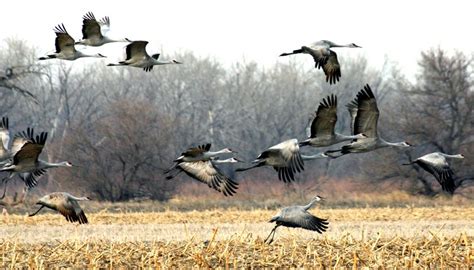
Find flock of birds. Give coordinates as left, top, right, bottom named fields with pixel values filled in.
left=0, top=12, right=466, bottom=242
left=38, top=12, right=182, bottom=71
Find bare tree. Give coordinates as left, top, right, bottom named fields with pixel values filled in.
left=61, top=99, right=176, bottom=201
left=370, top=48, right=474, bottom=195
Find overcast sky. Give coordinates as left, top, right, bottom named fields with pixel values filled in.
left=1, top=0, right=473, bottom=78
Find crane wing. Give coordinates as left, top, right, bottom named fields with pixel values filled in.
left=416, top=157, right=456, bottom=194
left=53, top=24, right=76, bottom=55
left=19, top=169, right=46, bottom=189
left=13, top=128, right=47, bottom=165
left=267, top=139, right=304, bottom=182
left=308, top=95, right=337, bottom=138
left=125, top=41, right=149, bottom=61
left=181, top=143, right=212, bottom=158
left=177, top=161, right=238, bottom=196
left=81, top=12, right=104, bottom=40
left=346, top=100, right=358, bottom=137
left=56, top=200, right=88, bottom=224
left=279, top=210, right=329, bottom=233
left=0, top=117, right=9, bottom=154
left=305, top=47, right=341, bottom=85
left=11, top=135, right=29, bottom=157
left=321, top=50, right=341, bottom=85
left=348, top=84, right=379, bottom=138
left=98, top=16, right=111, bottom=35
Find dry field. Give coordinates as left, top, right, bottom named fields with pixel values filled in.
left=0, top=205, right=473, bottom=268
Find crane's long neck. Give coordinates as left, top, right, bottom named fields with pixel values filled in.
left=439, top=153, right=464, bottom=159
left=303, top=197, right=320, bottom=210
left=103, top=36, right=129, bottom=43
left=77, top=51, right=103, bottom=58
left=335, top=133, right=362, bottom=142
left=380, top=138, right=406, bottom=148
left=68, top=195, right=90, bottom=201
left=206, top=149, right=229, bottom=157
left=38, top=160, right=70, bottom=169
left=301, top=152, right=327, bottom=160
left=330, top=43, right=353, bottom=48
left=152, top=58, right=169, bottom=64
left=213, top=158, right=235, bottom=164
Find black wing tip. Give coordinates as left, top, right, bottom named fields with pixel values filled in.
left=79, top=212, right=89, bottom=224
left=440, top=171, right=456, bottom=194
left=326, top=73, right=341, bottom=85
left=360, top=84, right=374, bottom=98
left=143, top=65, right=153, bottom=72
left=53, top=23, right=68, bottom=34
left=202, top=143, right=212, bottom=151
left=83, top=11, right=96, bottom=21
left=0, top=117, right=8, bottom=129
left=320, top=94, right=338, bottom=108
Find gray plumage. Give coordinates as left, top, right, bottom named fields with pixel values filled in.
left=29, top=192, right=90, bottom=224
left=280, top=40, right=361, bottom=85
left=299, top=94, right=366, bottom=147
left=325, top=84, right=411, bottom=157
left=236, top=139, right=304, bottom=183
left=107, top=41, right=182, bottom=72
left=404, top=152, right=464, bottom=194
left=265, top=195, right=329, bottom=244
left=165, top=157, right=240, bottom=196
left=173, top=143, right=235, bottom=163
left=0, top=117, right=10, bottom=164
left=76, top=12, right=130, bottom=46
left=0, top=128, right=73, bottom=190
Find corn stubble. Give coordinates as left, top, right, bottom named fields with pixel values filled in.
left=0, top=208, right=473, bottom=268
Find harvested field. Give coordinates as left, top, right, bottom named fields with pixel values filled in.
left=1, top=206, right=473, bottom=268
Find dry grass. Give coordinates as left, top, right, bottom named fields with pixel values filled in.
left=0, top=206, right=473, bottom=268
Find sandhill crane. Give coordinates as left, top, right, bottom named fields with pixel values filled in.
left=29, top=192, right=89, bottom=224
left=38, top=24, right=106, bottom=61
left=107, top=41, right=182, bottom=72
left=280, top=40, right=361, bottom=85
left=0, top=128, right=73, bottom=191
left=403, top=152, right=464, bottom=194
left=265, top=195, right=329, bottom=244
left=165, top=157, right=241, bottom=196
left=75, top=12, right=131, bottom=46
left=325, top=84, right=411, bottom=157
left=0, top=117, right=10, bottom=164
left=173, top=143, right=236, bottom=163
left=236, top=139, right=304, bottom=183
left=300, top=94, right=366, bottom=147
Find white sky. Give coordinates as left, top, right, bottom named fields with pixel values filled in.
left=1, top=0, right=473, bottom=78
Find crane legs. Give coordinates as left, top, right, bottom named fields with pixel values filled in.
left=29, top=205, right=45, bottom=217
left=264, top=224, right=280, bottom=244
